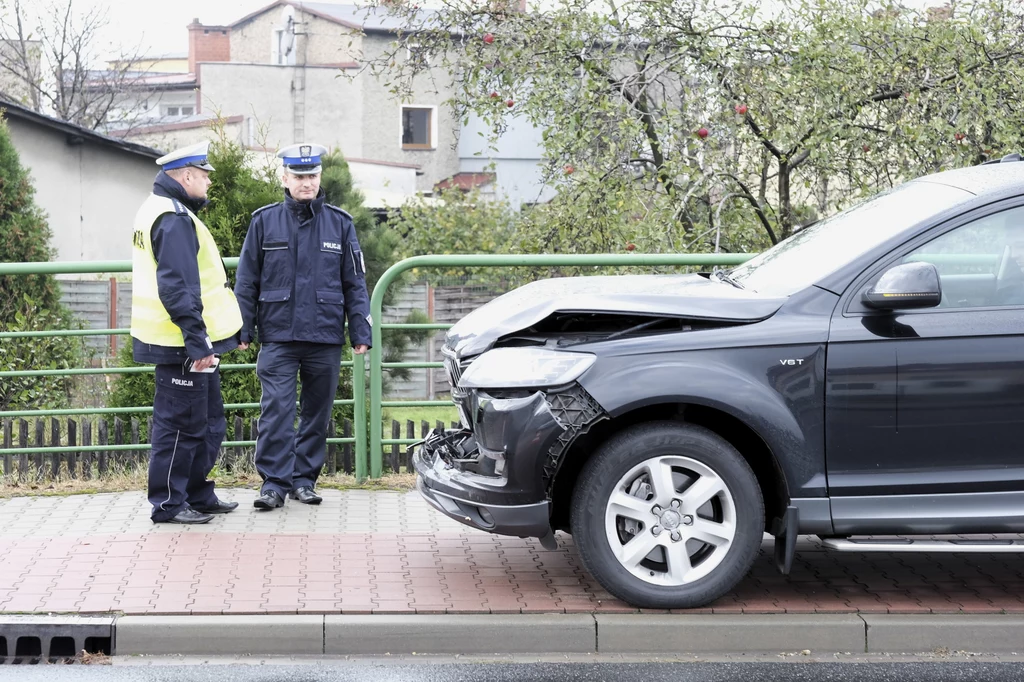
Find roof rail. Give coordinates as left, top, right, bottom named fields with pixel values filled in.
left=981, top=152, right=1023, bottom=165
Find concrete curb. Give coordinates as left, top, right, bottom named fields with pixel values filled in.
left=325, top=615, right=595, bottom=655
left=3, top=614, right=1024, bottom=657
left=863, top=615, right=1024, bottom=654
left=115, top=615, right=324, bottom=656
left=596, top=614, right=866, bottom=653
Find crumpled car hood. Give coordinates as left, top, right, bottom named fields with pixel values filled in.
left=446, top=274, right=787, bottom=357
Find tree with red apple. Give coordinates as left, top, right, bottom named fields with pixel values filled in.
left=367, top=0, right=1024, bottom=256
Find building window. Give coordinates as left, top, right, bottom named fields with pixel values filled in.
left=274, top=29, right=286, bottom=64
left=163, top=106, right=194, bottom=118
left=406, top=43, right=430, bottom=68
left=273, top=24, right=296, bottom=65
left=402, top=106, right=433, bottom=149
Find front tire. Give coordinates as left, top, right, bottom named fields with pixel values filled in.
left=571, top=421, right=764, bottom=609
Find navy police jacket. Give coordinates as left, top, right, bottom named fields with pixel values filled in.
left=133, top=172, right=239, bottom=365
left=234, top=189, right=373, bottom=347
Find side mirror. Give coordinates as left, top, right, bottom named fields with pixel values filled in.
left=863, top=261, right=942, bottom=310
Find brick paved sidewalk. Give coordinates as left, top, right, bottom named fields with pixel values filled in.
left=2, top=489, right=1023, bottom=616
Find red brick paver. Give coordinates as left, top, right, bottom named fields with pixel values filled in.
left=2, top=530, right=1024, bottom=615
left=2, top=490, right=1023, bottom=616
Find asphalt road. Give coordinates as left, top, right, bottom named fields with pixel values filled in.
left=3, top=661, right=1024, bottom=682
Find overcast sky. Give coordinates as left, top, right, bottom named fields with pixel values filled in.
left=66, top=0, right=270, bottom=57
left=37, top=0, right=947, bottom=61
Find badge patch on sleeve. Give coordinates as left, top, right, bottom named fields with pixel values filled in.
left=349, top=244, right=366, bottom=275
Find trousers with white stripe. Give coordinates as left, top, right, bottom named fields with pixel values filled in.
left=148, top=363, right=225, bottom=521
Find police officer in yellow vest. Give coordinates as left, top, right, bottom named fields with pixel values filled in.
left=130, top=141, right=243, bottom=524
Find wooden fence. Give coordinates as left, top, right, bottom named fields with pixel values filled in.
left=0, top=416, right=458, bottom=482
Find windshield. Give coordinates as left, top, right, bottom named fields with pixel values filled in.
left=728, top=181, right=971, bottom=296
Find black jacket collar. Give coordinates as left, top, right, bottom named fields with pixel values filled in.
left=153, top=171, right=208, bottom=213
left=284, top=188, right=326, bottom=221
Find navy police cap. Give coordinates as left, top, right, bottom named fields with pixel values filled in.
left=278, top=143, right=328, bottom=175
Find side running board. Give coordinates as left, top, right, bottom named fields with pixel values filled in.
left=822, top=538, right=1024, bottom=552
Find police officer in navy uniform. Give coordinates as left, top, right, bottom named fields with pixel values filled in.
left=234, top=144, right=372, bottom=510
left=130, top=141, right=243, bottom=524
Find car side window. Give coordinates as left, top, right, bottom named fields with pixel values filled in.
left=902, top=206, right=1024, bottom=309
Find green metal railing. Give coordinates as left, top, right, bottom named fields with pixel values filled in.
left=0, top=252, right=752, bottom=480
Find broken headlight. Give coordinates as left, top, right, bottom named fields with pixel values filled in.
left=458, top=347, right=596, bottom=389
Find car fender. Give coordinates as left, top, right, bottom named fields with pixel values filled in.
left=577, top=348, right=826, bottom=498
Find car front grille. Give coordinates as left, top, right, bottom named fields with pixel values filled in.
left=444, top=355, right=464, bottom=389
left=441, top=346, right=470, bottom=391
left=442, top=346, right=473, bottom=427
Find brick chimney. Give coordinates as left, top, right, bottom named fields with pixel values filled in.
left=187, top=19, right=231, bottom=76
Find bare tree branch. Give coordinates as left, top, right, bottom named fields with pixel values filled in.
left=0, top=0, right=149, bottom=129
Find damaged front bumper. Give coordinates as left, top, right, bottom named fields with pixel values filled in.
left=413, top=386, right=605, bottom=546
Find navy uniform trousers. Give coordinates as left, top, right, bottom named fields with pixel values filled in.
left=148, top=363, right=225, bottom=522
left=255, top=341, right=343, bottom=496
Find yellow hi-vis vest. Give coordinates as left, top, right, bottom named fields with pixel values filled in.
left=130, top=194, right=242, bottom=348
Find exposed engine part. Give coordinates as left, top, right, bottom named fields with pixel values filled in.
left=418, top=428, right=476, bottom=467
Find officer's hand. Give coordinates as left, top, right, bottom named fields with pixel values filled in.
left=353, top=345, right=369, bottom=355
left=239, top=342, right=249, bottom=351
left=193, top=354, right=217, bottom=371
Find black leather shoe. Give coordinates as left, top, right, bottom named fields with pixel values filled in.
left=192, top=499, right=239, bottom=514
left=289, top=486, right=322, bottom=505
left=253, top=490, right=285, bottom=510
left=156, top=508, right=213, bottom=524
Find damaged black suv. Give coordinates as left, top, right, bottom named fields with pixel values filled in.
left=414, top=157, right=1024, bottom=609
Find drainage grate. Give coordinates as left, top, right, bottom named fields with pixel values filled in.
left=0, top=616, right=113, bottom=664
